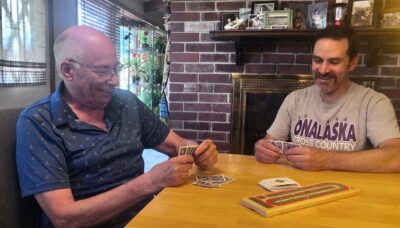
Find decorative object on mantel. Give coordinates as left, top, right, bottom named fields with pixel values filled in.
left=380, top=0, right=400, bottom=28
left=350, top=0, right=375, bottom=27
left=333, top=0, right=348, bottom=26
left=307, top=1, right=329, bottom=29
left=221, top=12, right=241, bottom=30
left=264, top=10, right=293, bottom=29
left=251, top=1, right=277, bottom=14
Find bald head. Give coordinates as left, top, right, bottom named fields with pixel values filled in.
left=54, top=25, right=116, bottom=77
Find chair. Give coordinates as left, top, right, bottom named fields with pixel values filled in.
left=0, top=108, right=39, bottom=228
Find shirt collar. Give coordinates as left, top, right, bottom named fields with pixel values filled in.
left=50, top=82, right=69, bottom=126
left=50, top=82, right=124, bottom=127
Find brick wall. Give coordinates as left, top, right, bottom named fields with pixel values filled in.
left=168, top=0, right=400, bottom=152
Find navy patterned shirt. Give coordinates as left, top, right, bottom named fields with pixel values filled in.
left=16, top=82, right=169, bottom=227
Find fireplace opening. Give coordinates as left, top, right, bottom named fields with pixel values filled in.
left=231, top=73, right=314, bottom=155
left=244, top=92, right=288, bottom=155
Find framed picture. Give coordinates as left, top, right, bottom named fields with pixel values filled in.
left=264, top=10, right=293, bottom=29
left=221, top=12, right=239, bottom=30
left=380, top=0, right=400, bottom=28
left=251, top=1, right=277, bottom=14
left=350, top=0, right=375, bottom=27
left=380, top=12, right=400, bottom=28
left=307, top=2, right=329, bottom=29
left=247, top=14, right=264, bottom=30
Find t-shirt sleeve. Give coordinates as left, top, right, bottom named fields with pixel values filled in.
left=267, top=91, right=296, bottom=141
left=16, top=110, right=70, bottom=197
left=366, top=94, right=400, bottom=147
left=135, top=98, right=170, bottom=148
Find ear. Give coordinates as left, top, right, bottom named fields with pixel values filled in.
left=348, top=54, right=360, bottom=72
left=60, top=62, right=74, bottom=81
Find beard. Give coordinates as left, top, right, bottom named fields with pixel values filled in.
left=314, top=71, right=337, bottom=94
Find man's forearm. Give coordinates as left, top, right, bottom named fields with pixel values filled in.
left=327, top=144, right=400, bottom=172
left=36, top=172, right=162, bottom=227
left=155, top=130, right=197, bottom=157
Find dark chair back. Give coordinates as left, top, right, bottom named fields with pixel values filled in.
left=0, top=108, right=39, bottom=228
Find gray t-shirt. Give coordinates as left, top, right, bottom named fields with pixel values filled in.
left=268, top=82, right=400, bottom=151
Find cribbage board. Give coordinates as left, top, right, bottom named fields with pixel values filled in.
left=241, top=182, right=360, bottom=217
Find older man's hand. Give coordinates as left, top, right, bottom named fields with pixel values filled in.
left=193, top=139, right=218, bottom=170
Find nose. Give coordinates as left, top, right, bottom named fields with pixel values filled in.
left=318, top=61, right=330, bottom=75
left=106, top=71, right=120, bottom=86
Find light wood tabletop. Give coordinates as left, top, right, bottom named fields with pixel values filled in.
left=126, top=153, right=400, bottom=227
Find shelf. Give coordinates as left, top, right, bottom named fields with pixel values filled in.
left=209, top=28, right=400, bottom=65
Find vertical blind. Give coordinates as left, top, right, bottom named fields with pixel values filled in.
left=78, top=0, right=122, bottom=56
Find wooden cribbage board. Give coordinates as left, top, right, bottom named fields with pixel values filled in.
left=241, top=182, right=360, bottom=217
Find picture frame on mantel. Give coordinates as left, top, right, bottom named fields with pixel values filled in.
left=221, top=12, right=239, bottom=30
left=251, top=1, right=277, bottom=14
left=350, top=0, right=376, bottom=27
left=380, top=0, right=400, bottom=28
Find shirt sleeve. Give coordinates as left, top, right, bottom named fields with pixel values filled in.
left=135, top=97, right=170, bottom=148
left=16, top=109, right=70, bottom=197
left=267, top=91, right=296, bottom=141
left=366, top=93, right=400, bottom=147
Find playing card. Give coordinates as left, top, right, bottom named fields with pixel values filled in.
left=178, top=146, right=186, bottom=156
left=222, top=175, right=236, bottom=184
left=186, top=145, right=198, bottom=156
left=259, top=177, right=301, bottom=192
left=178, top=145, right=198, bottom=156
left=286, top=142, right=300, bottom=150
left=196, top=174, right=225, bottom=183
left=193, top=181, right=220, bottom=188
left=193, top=174, right=236, bottom=188
left=268, top=140, right=300, bottom=157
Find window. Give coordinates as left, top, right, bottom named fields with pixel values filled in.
left=78, top=0, right=167, bottom=115
left=0, top=0, right=47, bottom=87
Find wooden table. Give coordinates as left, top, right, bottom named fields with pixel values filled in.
left=126, top=153, right=400, bottom=227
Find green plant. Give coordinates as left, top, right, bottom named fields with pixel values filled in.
left=123, top=29, right=165, bottom=116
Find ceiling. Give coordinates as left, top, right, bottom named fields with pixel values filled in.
left=112, top=0, right=166, bottom=29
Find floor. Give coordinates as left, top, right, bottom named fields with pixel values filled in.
left=142, top=149, right=169, bottom=172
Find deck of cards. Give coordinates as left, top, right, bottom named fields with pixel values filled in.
left=193, top=174, right=235, bottom=188
left=268, top=140, right=300, bottom=156
left=178, top=145, right=198, bottom=156
left=259, top=177, right=301, bottom=192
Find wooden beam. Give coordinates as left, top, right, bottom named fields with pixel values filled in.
left=144, top=0, right=165, bottom=12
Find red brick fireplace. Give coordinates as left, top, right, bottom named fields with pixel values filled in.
left=168, top=0, right=400, bottom=153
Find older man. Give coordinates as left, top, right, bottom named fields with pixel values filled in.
left=16, top=25, right=218, bottom=227
left=255, top=26, right=400, bottom=172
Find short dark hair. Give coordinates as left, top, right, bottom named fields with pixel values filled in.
left=313, top=26, right=360, bottom=60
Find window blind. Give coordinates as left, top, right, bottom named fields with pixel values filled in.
left=78, top=0, right=122, bottom=56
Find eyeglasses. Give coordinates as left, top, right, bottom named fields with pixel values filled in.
left=69, top=59, right=123, bottom=78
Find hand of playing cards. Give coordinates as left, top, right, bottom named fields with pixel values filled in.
left=267, top=140, right=300, bottom=157
left=178, top=145, right=198, bottom=156
left=193, top=174, right=236, bottom=188
left=258, top=177, right=301, bottom=192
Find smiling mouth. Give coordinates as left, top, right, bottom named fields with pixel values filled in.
left=98, top=88, right=113, bottom=94
left=316, top=73, right=335, bottom=81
